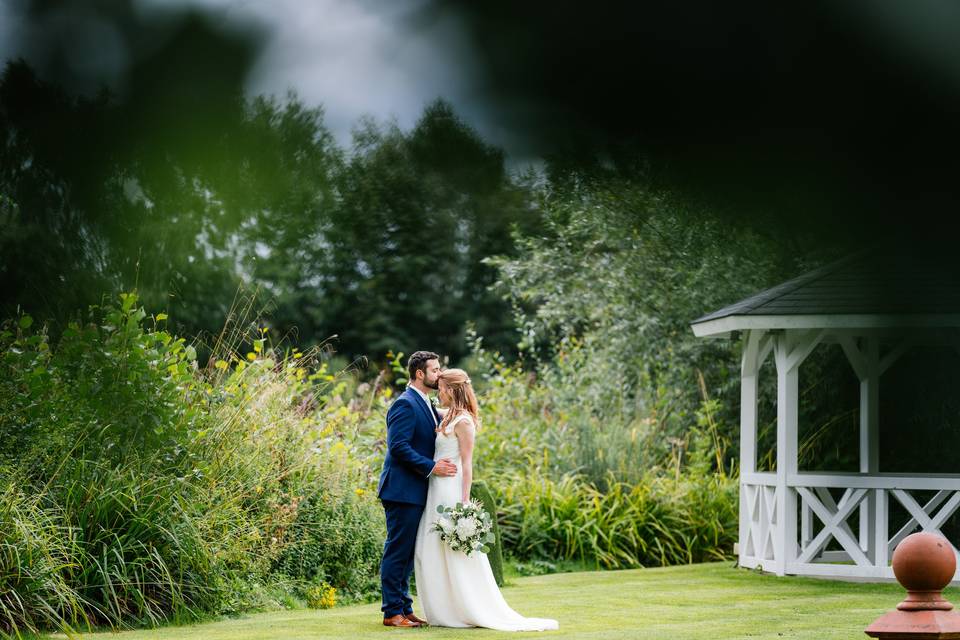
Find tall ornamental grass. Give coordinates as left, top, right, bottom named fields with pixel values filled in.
left=0, top=484, right=84, bottom=637
left=0, top=293, right=385, bottom=637
left=496, top=471, right=737, bottom=569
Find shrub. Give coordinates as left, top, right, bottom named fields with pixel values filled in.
left=470, top=481, right=504, bottom=587
left=273, top=488, right=384, bottom=603
left=511, top=560, right=557, bottom=577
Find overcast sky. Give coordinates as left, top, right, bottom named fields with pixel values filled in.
left=6, top=0, right=960, bottom=234
left=6, top=0, right=960, bottom=159
left=0, top=0, right=523, bottom=155
left=188, top=0, right=508, bottom=150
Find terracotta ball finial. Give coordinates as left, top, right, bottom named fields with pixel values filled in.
left=865, top=532, right=960, bottom=639
left=892, top=532, right=956, bottom=611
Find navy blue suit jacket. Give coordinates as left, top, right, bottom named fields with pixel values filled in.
left=377, top=388, right=438, bottom=505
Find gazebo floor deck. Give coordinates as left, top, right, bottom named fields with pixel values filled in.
left=50, top=562, right=918, bottom=640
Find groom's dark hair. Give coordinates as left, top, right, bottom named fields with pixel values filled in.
left=407, top=350, right=440, bottom=382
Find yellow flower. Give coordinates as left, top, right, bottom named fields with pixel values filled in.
left=306, top=582, right=337, bottom=609
left=246, top=352, right=256, bottom=361
left=355, top=488, right=366, bottom=497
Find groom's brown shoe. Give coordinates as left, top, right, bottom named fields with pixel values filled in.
left=404, top=613, right=428, bottom=625
left=383, top=614, right=421, bottom=628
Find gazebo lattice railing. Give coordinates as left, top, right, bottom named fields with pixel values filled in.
left=691, top=249, right=960, bottom=580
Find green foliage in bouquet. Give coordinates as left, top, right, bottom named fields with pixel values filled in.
left=431, top=500, right=496, bottom=556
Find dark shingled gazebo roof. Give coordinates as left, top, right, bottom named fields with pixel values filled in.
left=691, top=245, right=960, bottom=337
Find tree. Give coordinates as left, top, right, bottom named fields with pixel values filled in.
left=490, top=166, right=832, bottom=459
left=1, top=58, right=532, bottom=361
left=308, top=100, right=535, bottom=359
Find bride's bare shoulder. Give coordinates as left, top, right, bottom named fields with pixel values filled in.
left=451, top=413, right=477, bottom=432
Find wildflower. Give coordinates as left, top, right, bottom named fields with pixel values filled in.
left=306, top=582, right=337, bottom=609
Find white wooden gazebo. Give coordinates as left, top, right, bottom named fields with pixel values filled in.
left=691, top=249, right=960, bottom=580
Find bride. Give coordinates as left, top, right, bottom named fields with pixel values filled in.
left=413, top=368, right=559, bottom=631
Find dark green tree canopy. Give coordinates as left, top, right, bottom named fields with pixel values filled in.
left=0, top=58, right=533, bottom=361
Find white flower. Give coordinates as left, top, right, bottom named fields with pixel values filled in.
left=438, top=517, right=455, bottom=535
left=455, top=517, right=478, bottom=540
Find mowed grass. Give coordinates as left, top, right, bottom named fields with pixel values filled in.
left=46, top=562, right=923, bottom=640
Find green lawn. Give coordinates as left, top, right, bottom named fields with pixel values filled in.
left=48, top=562, right=923, bottom=640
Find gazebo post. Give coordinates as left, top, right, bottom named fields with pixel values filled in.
left=738, top=330, right=761, bottom=565
left=859, top=337, right=880, bottom=561
left=842, top=334, right=884, bottom=564
left=740, top=330, right=761, bottom=477
left=770, top=329, right=825, bottom=575
left=774, top=331, right=800, bottom=576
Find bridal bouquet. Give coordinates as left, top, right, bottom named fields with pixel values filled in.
left=432, top=500, right=496, bottom=556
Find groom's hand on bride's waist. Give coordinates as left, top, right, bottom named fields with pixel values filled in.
left=432, top=458, right=458, bottom=477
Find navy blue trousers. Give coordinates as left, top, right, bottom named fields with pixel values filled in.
left=380, top=500, right=425, bottom=617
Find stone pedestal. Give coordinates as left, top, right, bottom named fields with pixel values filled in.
left=866, top=532, right=960, bottom=639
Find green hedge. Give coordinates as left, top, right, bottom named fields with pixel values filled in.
left=470, top=481, right=504, bottom=587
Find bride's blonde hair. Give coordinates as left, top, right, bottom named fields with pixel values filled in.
left=437, top=368, right=480, bottom=433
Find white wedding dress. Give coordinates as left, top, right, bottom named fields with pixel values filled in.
left=414, top=414, right=558, bottom=631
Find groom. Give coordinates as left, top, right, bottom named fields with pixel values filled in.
left=377, top=351, right=457, bottom=628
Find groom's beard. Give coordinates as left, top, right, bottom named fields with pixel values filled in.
left=425, top=379, right=439, bottom=390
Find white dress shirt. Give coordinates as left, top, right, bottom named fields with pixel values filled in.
left=409, top=384, right=438, bottom=477
left=410, top=384, right=438, bottom=426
